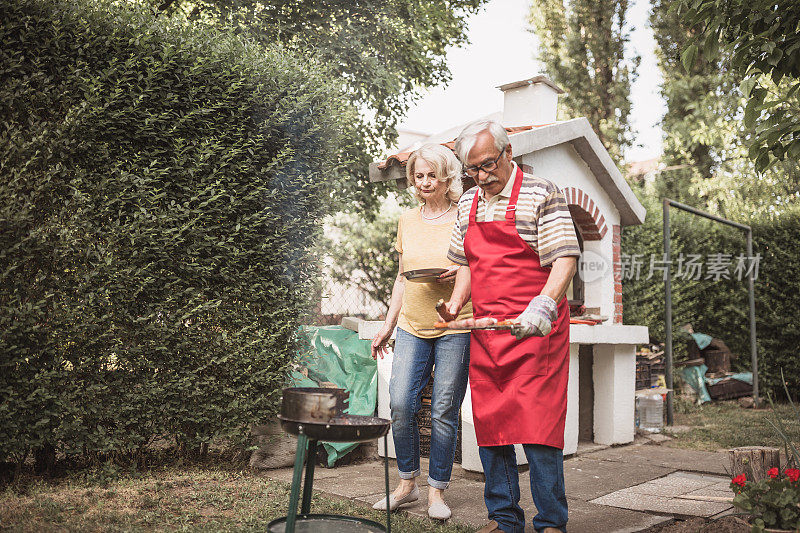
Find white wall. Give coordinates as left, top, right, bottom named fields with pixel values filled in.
left=593, top=344, right=636, bottom=445
left=563, top=344, right=580, bottom=456
left=520, top=144, right=620, bottom=318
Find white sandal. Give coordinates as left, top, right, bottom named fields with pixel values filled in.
left=372, top=485, right=419, bottom=511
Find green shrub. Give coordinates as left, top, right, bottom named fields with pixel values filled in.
left=623, top=203, right=800, bottom=397
left=0, top=0, right=356, bottom=465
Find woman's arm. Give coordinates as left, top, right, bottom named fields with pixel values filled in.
left=371, top=254, right=405, bottom=359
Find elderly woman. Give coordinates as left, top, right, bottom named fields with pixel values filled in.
left=371, top=143, right=472, bottom=521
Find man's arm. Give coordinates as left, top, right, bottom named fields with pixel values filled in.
left=540, top=256, right=578, bottom=302
left=512, top=256, right=578, bottom=339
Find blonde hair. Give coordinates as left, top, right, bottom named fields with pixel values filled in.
left=406, top=143, right=463, bottom=204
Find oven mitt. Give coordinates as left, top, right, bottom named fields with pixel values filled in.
left=512, top=295, right=558, bottom=339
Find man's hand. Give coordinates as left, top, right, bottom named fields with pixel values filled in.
left=512, top=295, right=558, bottom=340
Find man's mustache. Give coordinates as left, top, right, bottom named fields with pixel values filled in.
left=477, top=176, right=499, bottom=188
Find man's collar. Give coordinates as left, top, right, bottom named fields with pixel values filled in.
left=478, top=161, right=518, bottom=200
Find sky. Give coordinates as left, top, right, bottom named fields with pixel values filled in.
left=397, top=0, right=666, bottom=164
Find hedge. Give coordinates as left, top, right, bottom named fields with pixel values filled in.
left=0, top=0, right=356, bottom=466
left=622, top=202, right=800, bottom=397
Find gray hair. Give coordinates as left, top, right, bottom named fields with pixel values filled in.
left=454, top=119, right=510, bottom=163
left=406, top=143, right=463, bottom=204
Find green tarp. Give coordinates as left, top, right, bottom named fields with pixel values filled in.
left=291, top=326, right=378, bottom=467
left=680, top=363, right=712, bottom=404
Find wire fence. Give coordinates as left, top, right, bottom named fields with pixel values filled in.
left=308, top=275, right=388, bottom=325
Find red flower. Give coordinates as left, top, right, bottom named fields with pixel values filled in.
left=732, top=474, right=747, bottom=487
left=786, top=468, right=800, bottom=482
left=767, top=467, right=780, bottom=479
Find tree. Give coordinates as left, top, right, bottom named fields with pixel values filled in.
left=675, top=0, right=800, bottom=171
left=649, top=0, right=800, bottom=219
left=153, top=0, right=488, bottom=214
left=528, top=0, right=640, bottom=162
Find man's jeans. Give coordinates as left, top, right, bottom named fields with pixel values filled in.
left=479, top=443, right=568, bottom=533
left=389, top=328, right=470, bottom=489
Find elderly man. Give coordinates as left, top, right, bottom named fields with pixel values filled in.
left=440, top=119, right=580, bottom=533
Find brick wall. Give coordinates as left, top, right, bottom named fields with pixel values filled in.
left=562, top=187, right=608, bottom=241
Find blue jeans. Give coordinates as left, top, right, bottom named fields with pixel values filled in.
left=389, top=328, right=470, bottom=489
left=479, top=444, right=568, bottom=533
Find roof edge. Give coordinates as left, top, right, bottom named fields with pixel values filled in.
left=509, top=118, right=646, bottom=226
left=497, top=75, right=565, bottom=94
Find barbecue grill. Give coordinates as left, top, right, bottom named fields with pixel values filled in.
left=267, top=387, right=392, bottom=533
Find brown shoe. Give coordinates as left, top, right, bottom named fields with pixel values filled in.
left=476, top=520, right=503, bottom=533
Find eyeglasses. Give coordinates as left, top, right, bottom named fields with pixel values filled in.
left=462, top=147, right=506, bottom=178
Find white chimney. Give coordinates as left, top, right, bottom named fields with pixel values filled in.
left=498, top=75, right=565, bottom=127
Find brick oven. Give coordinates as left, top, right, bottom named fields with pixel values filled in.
left=361, top=75, right=649, bottom=471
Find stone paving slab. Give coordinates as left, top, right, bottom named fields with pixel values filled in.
left=588, top=472, right=733, bottom=518
left=589, top=489, right=732, bottom=518
left=563, top=456, right=673, bottom=501
left=658, top=473, right=722, bottom=485
left=627, top=480, right=713, bottom=498
left=566, top=498, right=673, bottom=533
left=670, top=472, right=730, bottom=484
left=580, top=444, right=729, bottom=475
left=685, top=483, right=734, bottom=498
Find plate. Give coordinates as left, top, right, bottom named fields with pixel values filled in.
left=401, top=268, right=448, bottom=283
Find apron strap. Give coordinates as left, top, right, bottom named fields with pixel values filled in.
left=469, top=164, right=525, bottom=223
left=468, top=184, right=481, bottom=223
left=505, top=165, right=524, bottom=221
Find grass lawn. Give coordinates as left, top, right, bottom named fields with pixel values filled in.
left=665, top=397, right=800, bottom=452
left=0, top=467, right=473, bottom=532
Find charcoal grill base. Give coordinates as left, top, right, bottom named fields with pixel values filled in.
left=267, top=514, right=385, bottom=532
left=280, top=433, right=392, bottom=533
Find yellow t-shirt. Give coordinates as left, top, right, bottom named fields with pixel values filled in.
left=396, top=206, right=473, bottom=338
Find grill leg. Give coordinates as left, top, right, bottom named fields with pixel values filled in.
left=300, top=439, right=318, bottom=515
left=285, top=433, right=308, bottom=533
left=384, top=434, right=391, bottom=533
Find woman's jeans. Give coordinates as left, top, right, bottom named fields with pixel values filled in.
left=389, top=328, right=470, bottom=489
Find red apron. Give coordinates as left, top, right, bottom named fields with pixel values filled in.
left=464, top=166, right=570, bottom=449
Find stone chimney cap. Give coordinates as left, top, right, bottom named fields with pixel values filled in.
left=497, top=75, right=565, bottom=94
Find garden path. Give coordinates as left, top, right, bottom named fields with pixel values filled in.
left=263, top=435, right=735, bottom=532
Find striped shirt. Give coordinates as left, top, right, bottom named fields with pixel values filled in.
left=447, top=163, right=581, bottom=267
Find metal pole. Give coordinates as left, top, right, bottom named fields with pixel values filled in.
left=746, top=229, right=759, bottom=405
left=286, top=433, right=308, bottom=533
left=384, top=435, right=391, bottom=533
left=300, top=439, right=317, bottom=515
left=663, top=198, right=674, bottom=426
left=664, top=199, right=751, bottom=231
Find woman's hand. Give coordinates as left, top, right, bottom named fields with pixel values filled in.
left=436, top=265, right=459, bottom=284
left=371, top=324, right=393, bottom=360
